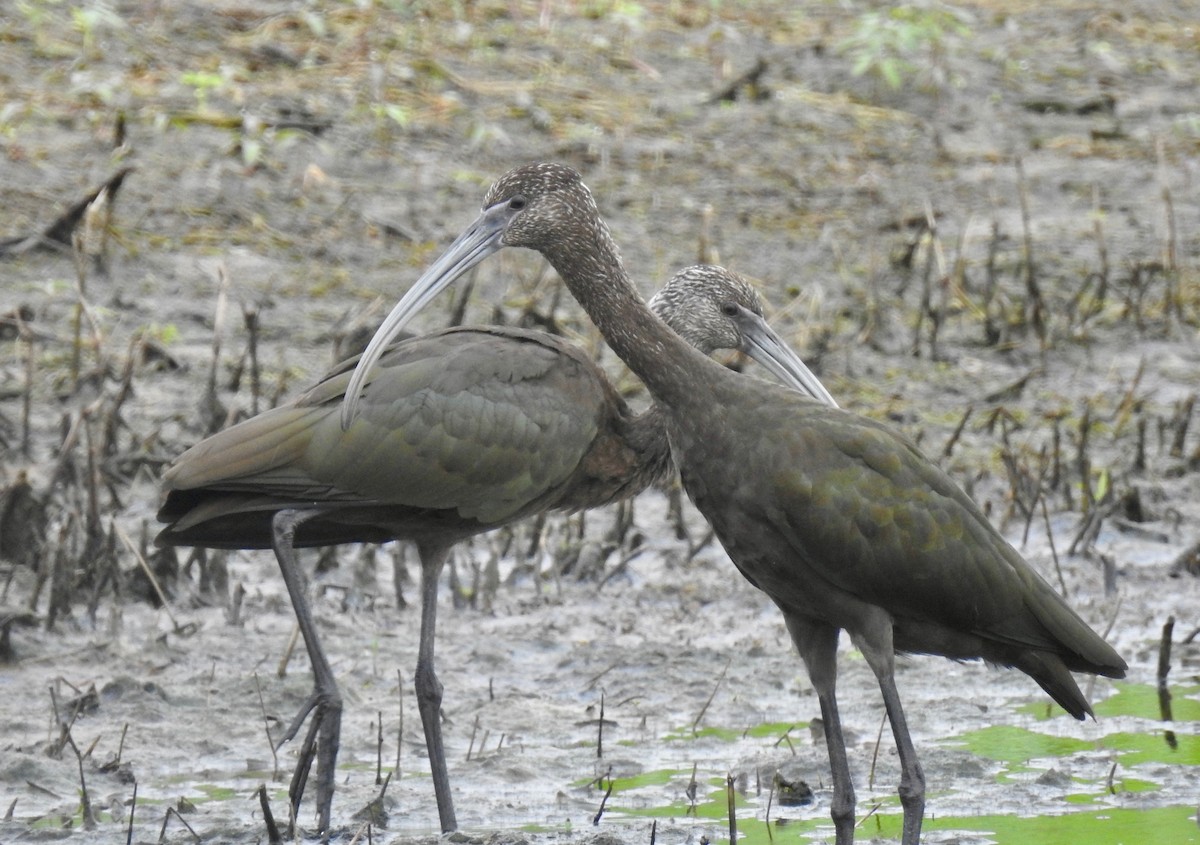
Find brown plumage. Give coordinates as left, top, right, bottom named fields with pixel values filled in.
left=157, top=263, right=833, bottom=837
left=347, top=162, right=1127, bottom=845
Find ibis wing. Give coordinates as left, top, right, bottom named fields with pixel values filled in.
left=163, top=327, right=610, bottom=526
left=740, top=407, right=1116, bottom=665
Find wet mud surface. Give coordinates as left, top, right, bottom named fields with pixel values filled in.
left=2, top=2, right=1199, bottom=843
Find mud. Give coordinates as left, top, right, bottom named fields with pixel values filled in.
left=1, top=2, right=1198, bottom=843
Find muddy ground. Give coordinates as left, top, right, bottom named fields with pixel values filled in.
left=1, top=1, right=1198, bottom=843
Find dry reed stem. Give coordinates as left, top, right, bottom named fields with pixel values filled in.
left=395, top=669, right=403, bottom=782
left=253, top=673, right=280, bottom=782
left=114, top=522, right=177, bottom=628
left=63, top=731, right=95, bottom=830
left=592, top=769, right=614, bottom=826
left=867, top=708, right=887, bottom=790
left=726, top=773, right=737, bottom=843
left=125, top=781, right=136, bottom=845
left=256, top=784, right=283, bottom=845
left=1014, top=156, right=1046, bottom=350
left=157, top=803, right=201, bottom=843
left=597, top=689, right=605, bottom=759
left=982, top=218, right=1003, bottom=346
left=242, top=302, right=262, bottom=415
left=375, top=710, right=384, bottom=785
left=20, top=319, right=34, bottom=457
left=1039, top=497, right=1067, bottom=597
left=690, top=656, right=731, bottom=734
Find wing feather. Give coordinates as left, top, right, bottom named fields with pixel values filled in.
left=162, top=326, right=611, bottom=525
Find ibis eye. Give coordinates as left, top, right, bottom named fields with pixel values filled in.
left=722, top=303, right=739, bottom=317
left=509, top=196, right=527, bottom=210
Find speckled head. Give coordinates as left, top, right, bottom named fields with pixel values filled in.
left=650, top=265, right=837, bottom=405
left=650, top=264, right=765, bottom=354
left=482, top=163, right=619, bottom=273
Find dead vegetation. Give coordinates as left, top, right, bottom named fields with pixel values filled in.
left=1, top=0, right=1198, bottom=841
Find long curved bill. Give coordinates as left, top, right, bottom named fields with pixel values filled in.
left=341, top=204, right=511, bottom=429
left=735, top=308, right=839, bottom=408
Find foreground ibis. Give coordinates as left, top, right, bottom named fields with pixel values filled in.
left=157, top=263, right=833, bottom=837
left=346, top=162, right=1127, bottom=845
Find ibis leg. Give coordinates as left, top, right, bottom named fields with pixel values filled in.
left=852, top=617, right=925, bottom=845
left=414, top=541, right=457, bottom=832
left=272, top=509, right=343, bottom=840
left=786, top=615, right=855, bottom=845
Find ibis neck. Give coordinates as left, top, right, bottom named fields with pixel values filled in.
left=541, top=238, right=721, bottom=409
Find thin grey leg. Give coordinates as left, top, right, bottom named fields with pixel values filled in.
left=785, top=614, right=855, bottom=845
left=852, top=614, right=925, bottom=845
left=413, top=540, right=457, bottom=832
left=272, top=509, right=342, bottom=841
